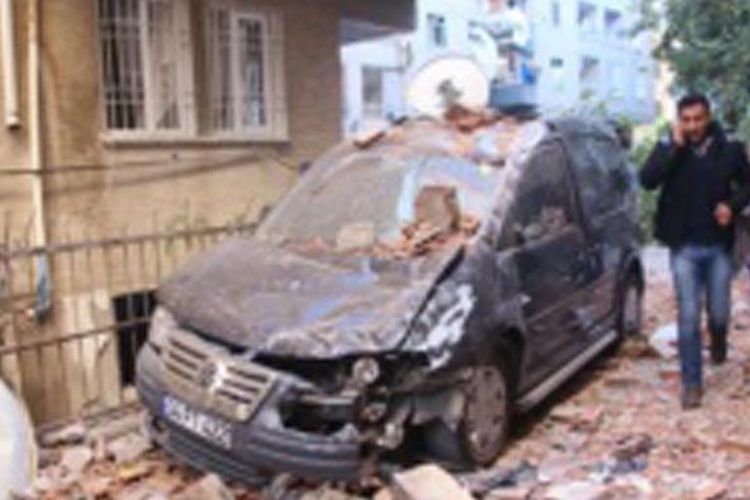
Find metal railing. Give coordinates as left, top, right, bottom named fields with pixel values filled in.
left=0, top=223, right=252, bottom=428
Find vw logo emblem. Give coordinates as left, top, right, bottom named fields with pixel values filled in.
left=196, top=360, right=219, bottom=390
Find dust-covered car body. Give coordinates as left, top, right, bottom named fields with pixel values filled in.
left=136, top=116, right=643, bottom=481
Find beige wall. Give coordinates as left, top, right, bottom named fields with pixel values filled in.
left=0, top=0, right=347, bottom=423
left=0, top=0, right=345, bottom=244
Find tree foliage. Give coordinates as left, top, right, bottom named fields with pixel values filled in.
left=642, top=0, right=750, bottom=136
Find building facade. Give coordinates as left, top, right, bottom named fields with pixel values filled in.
left=341, top=0, right=658, bottom=134
left=341, top=0, right=496, bottom=135
left=0, top=0, right=415, bottom=245
left=522, top=0, right=657, bottom=122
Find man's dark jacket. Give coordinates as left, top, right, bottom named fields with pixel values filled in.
left=640, top=122, right=750, bottom=248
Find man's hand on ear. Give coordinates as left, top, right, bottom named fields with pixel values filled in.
left=672, top=122, right=686, bottom=147
left=715, top=202, right=733, bottom=227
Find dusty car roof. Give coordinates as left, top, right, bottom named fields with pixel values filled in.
left=347, top=115, right=544, bottom=167
left=549, top=116, right=621, bottom=142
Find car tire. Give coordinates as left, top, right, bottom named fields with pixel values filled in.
left=423, top=362, right=511, bottom=468
left=618, top=272, right=643, bottom=338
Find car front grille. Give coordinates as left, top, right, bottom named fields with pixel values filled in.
left=162, top=332, right=277, bottom=421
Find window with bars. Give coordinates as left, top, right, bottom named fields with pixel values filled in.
left=97, top=0, right=193, bottom=135
left=206, top=3, right=287, bottom=139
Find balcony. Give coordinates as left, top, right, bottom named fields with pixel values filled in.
left=340, top=0, right=416, bottom=44
left=490, top=81, right=539, bottom=115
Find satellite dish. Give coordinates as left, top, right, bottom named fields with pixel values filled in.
left=406, top=56, right=490, bottom=118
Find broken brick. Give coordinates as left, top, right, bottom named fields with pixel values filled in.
left=392, top=464, right=474, bottom=500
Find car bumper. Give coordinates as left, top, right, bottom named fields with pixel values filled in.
left=136, top=344, right=364, bottom=482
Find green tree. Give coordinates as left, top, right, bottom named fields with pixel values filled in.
left=642, top=0, right=750, bottom=136
left=632, top=118, right=670, bottom=240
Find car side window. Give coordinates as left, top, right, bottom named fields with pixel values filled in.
left=499, top=141, right=576, bottom=247
left=566, top=134, right=629, bottom=219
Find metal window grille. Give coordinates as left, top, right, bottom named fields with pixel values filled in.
left=0, top=222, right=252, bottom=428
left=238, top=16, right=266, bottom=128
left=208, top=8, right=234, bottom=131
left=98, top=0, right=189, bottom=132
left=207, top=6, right=278, bottom=134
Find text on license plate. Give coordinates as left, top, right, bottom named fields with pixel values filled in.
left=162, top=395, right=232, bottom=449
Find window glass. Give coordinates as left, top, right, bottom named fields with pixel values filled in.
left=362, top=66, right=385, bottom=119
left=238, top=16, right=266, bottom=127
left=258, top=151, right=499, bottom=247
left=501, top=142, right=575, bottom=246
left=205, top=4, right=286, bottom=136
left=207, top=8, right=269, bottom=131
left=427, top=14, right=447, bottom=47
left=566, top=134, right=627, bottom=218
left=98, top=0, right=188, bottom=132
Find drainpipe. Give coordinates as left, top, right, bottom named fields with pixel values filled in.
left=28, top=0, right=51, bottom=317
left=1, top=0, right=19, bottom=128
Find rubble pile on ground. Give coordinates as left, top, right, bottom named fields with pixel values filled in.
left=24, top=413, right=257, bottom=500
left=27, top=259, right=750, bottom=499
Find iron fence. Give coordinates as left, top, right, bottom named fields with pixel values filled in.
left=0, top=224, right=252, bottom=428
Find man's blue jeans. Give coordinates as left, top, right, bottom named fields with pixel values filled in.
left=670, top=244, right=733, bottom=388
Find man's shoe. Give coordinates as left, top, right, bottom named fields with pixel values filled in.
left=710, top=336, right=727, bottom=365
left=681, top=386, right=702, bottom=410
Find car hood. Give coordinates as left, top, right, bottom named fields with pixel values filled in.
left=158, top=237, right=459, bottom=359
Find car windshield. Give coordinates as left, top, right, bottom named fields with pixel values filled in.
left=256, top=146, right=500, bottom=256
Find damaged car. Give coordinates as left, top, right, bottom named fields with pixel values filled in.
left=136, top=115, right=643, bottom=482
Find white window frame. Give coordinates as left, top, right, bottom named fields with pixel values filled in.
left=205, top=1, right=288, bottom=142
left=97, top=0, right=196, bottom=141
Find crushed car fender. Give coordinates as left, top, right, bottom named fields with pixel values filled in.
left=404, top=283, right=477, bottom=368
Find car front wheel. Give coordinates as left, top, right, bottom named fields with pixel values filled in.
left=424, top=363, right=511, bottom=467
left=619, top=273, right=643, bottom=338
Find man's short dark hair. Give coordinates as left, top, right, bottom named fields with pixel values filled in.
left=678, top=93, right=711, bottom=114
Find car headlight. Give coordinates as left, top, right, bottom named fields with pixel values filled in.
left=352, top=357, right=380, bottom=385
left=149, top=307, right=177, bottom=351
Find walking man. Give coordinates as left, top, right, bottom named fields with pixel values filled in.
left=640, top=94, right=750, bottom=409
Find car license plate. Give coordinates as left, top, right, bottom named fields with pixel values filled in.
left=162, top=395, right=232, bottom=449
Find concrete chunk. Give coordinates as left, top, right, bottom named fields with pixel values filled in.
left=392, top=464, right=475, bottom=500
left=59, top=445, right=93, bottom=476
left=174, top=474, right=234, bottom=500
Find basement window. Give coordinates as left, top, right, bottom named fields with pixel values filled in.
left=112, top=290, right=156, bottom=387
left=97, top=0, right=194, bottom=136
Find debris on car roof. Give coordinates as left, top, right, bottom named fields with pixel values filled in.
left=350, top=105, right=526, bottom=167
